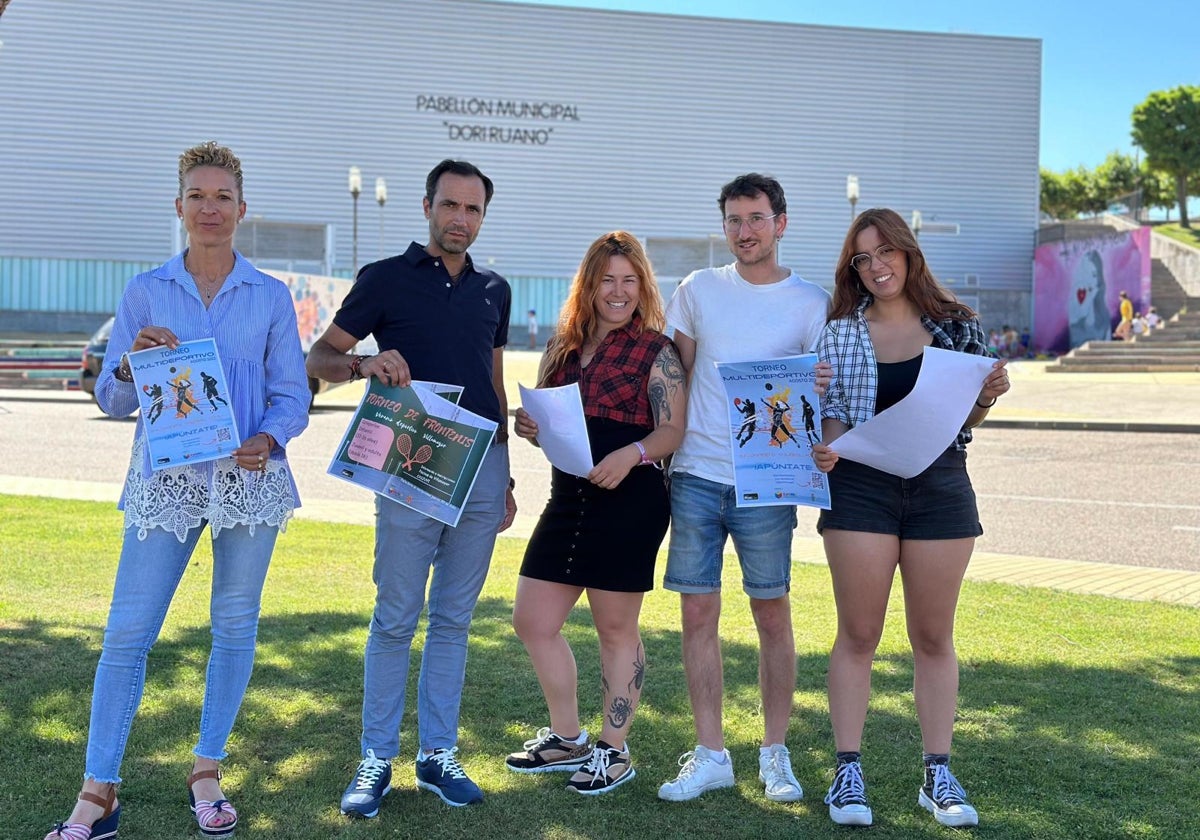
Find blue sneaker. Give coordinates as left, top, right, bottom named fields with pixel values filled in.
left=340, top=749, right=392, bottom=818
left=416, top=747, right=484, bottom=807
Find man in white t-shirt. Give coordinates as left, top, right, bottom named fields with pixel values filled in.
left=658, top=173, right=831, bottom=804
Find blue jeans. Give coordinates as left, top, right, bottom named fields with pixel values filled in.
left=361, top=443, right=509, bottom=758
left=85, top=522, right=278, bottom=783
left=664, top=471, right=797, bottom=599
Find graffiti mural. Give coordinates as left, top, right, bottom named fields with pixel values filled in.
left=1033, top=227, right=1151, bottom=354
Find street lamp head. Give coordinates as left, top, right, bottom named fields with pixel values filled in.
left=911, top=209, right=923, bottom=237
left=348, top=166, right=362, bottom=198
left=375, top=177, right=387, bottom=206
left=846, top=175, right=860, bottom=203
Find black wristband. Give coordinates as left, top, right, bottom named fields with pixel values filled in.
left=508, top=477, right=516, bottom=490
left=975, top=396, right=997, bottom=409
left=349, top=355, right=367, bottom=381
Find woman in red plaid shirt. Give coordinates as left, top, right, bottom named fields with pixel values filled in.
left=507, top=231, right=687, bottom=795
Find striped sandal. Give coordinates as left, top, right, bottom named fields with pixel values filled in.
left=45, top=786, right=120, bottom=840
left=187, top=768, right=238, bottom=839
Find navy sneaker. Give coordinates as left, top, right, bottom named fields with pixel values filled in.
left=340, top=749, right=392, bottom=818
left=416, top=747, right=483, bottom=807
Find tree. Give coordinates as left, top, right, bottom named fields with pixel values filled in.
left=1141, top=167, right=1177, bottom=219
left=1094, top=151, right=1140, bottom=212
left=1039, top=168, right=1072, bottom=219
left=1065, top=166, right=1106, bottom=217
left=1132, top=85, right=1200, bottom=227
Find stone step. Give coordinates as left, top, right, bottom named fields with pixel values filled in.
left=1139, top=331, right=1200, bottom=341
left=1047, top=363, right=1200, bottom=373
left=1073, top=351, right=1200, bottom=361
left=1076, top=340, right=1200, bottom=352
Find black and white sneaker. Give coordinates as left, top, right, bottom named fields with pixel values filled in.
left=505, top=727, right=591, bottom=773
left=824, top=760, right=872, bottom=826
left=918, top=762, right=979, bottom=827
left=565, top=742, right=635, bottom=795
left=339, top=749, right=392, bottom=818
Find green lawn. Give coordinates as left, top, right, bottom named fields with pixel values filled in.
left=3, top=495, right=1198, bottom=838
left=1153, top=222, right=1200, bottom=250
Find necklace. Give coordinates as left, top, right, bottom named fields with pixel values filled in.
left=186, top=259, right=230, bottom=301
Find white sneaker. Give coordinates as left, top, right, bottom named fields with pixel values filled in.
left=657, top=745, right=735, bottom=802
left=758, top=743, right=803, bottom=802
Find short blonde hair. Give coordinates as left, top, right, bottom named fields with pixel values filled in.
left=178, top=141, right=243, bottom=201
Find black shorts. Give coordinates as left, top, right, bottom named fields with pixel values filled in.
left=817, top=448, right=983, bottom=540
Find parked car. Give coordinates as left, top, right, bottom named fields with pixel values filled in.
left=79, top=316, right=114, bottom=402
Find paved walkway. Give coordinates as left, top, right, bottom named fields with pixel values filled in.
left=3, top=358, right=1198, bottom=608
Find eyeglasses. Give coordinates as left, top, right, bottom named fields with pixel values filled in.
left=722, top=213, right=779, bottom=233
left=850, top=245, right=899, bottom=273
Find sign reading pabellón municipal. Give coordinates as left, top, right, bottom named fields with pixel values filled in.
left=417, top=95, right=581, bottom=145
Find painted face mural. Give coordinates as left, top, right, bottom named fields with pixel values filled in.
left=1069, top=254, right=1101, bottom=325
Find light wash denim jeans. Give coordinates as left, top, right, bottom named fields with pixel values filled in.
left=360, top=443, right=509, bottom=758
left=84, top=522, right=278, bottom=783
left=664, top=470, right=797, bottom=598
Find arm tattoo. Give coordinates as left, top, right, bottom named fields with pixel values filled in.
left=649, top=379, right=668, bottom=424
left=650, top=344, right=685, bottom=426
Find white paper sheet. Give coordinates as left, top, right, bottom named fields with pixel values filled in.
left=518, top=382, right=594, bottom=478
left=829, top=346, right=995, bottom=478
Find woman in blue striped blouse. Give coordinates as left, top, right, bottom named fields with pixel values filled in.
left=45, top=142, right=309, bottom=840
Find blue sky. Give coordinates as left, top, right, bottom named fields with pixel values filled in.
left=494, top=0, right=1198, bottom=173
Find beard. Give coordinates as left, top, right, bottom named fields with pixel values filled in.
left=430, top=222, right=474, bottom=255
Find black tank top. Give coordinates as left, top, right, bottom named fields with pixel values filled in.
left=875, top=354, right=922, bottom=414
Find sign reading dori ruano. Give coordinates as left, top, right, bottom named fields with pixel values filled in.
left=416, top=95, right=581, bottom=145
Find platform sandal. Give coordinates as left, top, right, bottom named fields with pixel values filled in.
left=45, top=785, right=120, bottom=840
left=187, top=768, right=238, bottom=838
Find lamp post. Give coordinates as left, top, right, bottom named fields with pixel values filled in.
left=375, top=177, right=387, bottom=260
left=348, top=166, right=362, bottom=276
left=911, top=209, right=923, bottom=240
left=846, top=175, right=859, bottom=222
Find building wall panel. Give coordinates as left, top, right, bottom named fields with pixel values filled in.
left=0, top=0, right=1040, bottom=327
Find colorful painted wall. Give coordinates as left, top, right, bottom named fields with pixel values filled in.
left=1033, top=227, right=1151, bottom=354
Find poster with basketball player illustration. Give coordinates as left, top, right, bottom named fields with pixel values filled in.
left=328, top=378, right=497, bottom=526
left=126, top=338, right=240, bottom=470
left=716, top=354, right=829, bottom=510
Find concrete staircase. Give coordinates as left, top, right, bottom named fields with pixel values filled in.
left=1050, top=311, right=1200, bottom=372
left=1151, top=257, right=1191, bottom=320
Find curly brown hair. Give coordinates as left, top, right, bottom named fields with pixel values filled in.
left=539, top=231, right=665, bottom=386
left=178, top=141, right=244, bottom=201
left=829, top=207, right=975, bottom=322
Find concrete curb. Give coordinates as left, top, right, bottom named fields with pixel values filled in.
left=982, top=418, right=1200, bottom=434
left=5, top=391, right=1195, bottom=435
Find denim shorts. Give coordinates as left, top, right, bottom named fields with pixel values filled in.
left=664, top=471, right=797, bottom=598
left=816, top=448, right=983, bottom=540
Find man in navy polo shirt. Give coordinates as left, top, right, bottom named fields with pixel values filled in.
left=307, top=159, right=517, bottom=814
